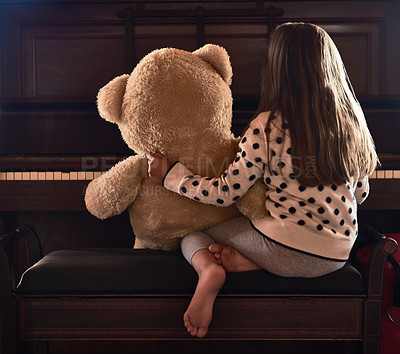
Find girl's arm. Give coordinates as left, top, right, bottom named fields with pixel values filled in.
left=148, top=119, right=268, bottom=207
left=354, top=175, right=370, bottom=204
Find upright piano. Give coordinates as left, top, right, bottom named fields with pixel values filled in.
left=1, top=0, right=400, bottom=254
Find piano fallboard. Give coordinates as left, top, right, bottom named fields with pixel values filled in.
left=359, top=179, right=400, bottom=210
left=0, top=181, right=87, bottom=211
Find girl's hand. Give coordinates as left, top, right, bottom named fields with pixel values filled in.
left=147, top=153, right=172, bottom=185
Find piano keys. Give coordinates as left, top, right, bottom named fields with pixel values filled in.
left=1, top=154, right=399, bottom=179
left=0, top=170, right=102, bottom=181
left=0, top=156, right=120, bottom=211
left=370, top=170, right=400, bottom=179
left=1, top=155, right=399, bottom=211
left=1, top=167, right=400, bottom=181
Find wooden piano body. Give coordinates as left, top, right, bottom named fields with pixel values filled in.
left=0, top=1, right=400, bottom=353
left=1, top=0, right=400, bottom=247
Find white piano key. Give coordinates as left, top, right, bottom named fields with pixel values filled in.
left=385, top=170, right=394, bottom=179
left=394, top=170, right=400, bottom=179
left=22, top=172, right=30, bottom=180
left=46, top=171, right=54, bottom=180
left=0, top=172, right=6, bottom=180
left=85, top=171, right=94, bottom=180
left=38, top=172, right=46, bottom=180
left=77, top=171, right=86, bottom=180
left=69, top=171, right=78, bottom=180
left=376, top=170, right=385, bottom=179
left=30, top=171, right=38, bottom=180
left=53, top=171, right=61, bottom=180
left=370, top=171, right=377, bottom=179
left=6, top=172, right=14, bottom=180
left=14, top=172, right=22, bottom=180
left=93, top=171, right=102, bottom=179
left=61, top=172, right=70, bottom=180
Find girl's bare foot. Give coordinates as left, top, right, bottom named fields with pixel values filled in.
left=208, top=244, right=262, bottom=272
left=184, top=249, right=226, bottom=338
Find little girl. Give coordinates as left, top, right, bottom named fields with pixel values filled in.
left=148, top=22, right=378, bottom=338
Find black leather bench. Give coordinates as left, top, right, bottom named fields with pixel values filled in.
left=0, top=225, right=397, bottom=354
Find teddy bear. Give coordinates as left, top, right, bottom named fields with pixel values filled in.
left=84, top=43, right=266, bottom=251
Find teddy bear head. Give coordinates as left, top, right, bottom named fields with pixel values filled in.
left=96, top=44, right=234, bottom=158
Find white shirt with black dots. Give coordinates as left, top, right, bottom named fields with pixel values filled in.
left=163, top=112, right=370, bottom=261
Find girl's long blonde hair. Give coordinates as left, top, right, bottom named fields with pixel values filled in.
left=256, top=22, right=378, bottom=186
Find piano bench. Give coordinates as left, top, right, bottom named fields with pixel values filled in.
left=0, top=226, right=397, bottom=354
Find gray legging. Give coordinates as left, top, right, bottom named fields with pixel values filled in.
left=181, top=216, right=345, bottom=278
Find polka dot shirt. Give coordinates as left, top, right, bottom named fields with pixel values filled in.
left=163, top=112, right=370, bottom=261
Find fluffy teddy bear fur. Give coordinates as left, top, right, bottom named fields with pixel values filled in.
left=85, top=44, right=266, bottom=251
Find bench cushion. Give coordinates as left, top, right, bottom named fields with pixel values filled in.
left=16, top=248, right=365, bottom=296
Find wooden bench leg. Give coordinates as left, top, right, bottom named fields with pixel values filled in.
left=17, top=341, right=48, bottom=354
left=1, top=341, right=17, bottom=354
left=343, top=341, right=362, bottom=354
left=0, top=297, right=16, bottom=354
left=363, top=339, right=379, bottom=354
left=364, top=299, right=381, bottom=354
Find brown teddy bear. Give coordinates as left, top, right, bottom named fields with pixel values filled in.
left=84, top=44, right=266, bottom=251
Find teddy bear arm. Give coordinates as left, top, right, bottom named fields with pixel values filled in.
left=84, top=155, right=145, bottom=219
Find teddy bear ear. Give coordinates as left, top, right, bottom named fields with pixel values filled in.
left=193, top=44, right=233, bottom=86
left=97, top=74, right=129, bottom=123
